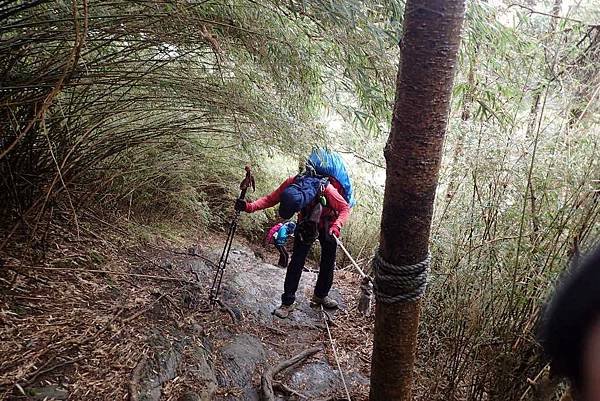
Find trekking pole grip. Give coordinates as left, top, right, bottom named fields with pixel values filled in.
left=239, top=165, right=255, bottom=200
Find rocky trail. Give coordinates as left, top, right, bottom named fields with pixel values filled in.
left=0, top=231, right=373, bottom=401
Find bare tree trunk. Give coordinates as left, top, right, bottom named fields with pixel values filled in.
left=369, top=1, right=465, bottom=400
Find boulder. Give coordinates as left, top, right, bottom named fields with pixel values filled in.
left=27, top=386, right=68, bottom=400
left=217, top=334, right=266, bottom=401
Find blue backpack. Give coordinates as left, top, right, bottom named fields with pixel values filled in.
left=278, top=149, right=354, bottom=227
left=274, top=221, right=296, bottom=246
left=307, top=148, right=355, bottom=207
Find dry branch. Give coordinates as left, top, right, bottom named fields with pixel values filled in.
left=507, top=3, right=599, bottom=27
left=24, top=357, right=81, bottom=385
left=122, top=291, right=171, bottom=323
left=29, top=266, right=197, bottom=284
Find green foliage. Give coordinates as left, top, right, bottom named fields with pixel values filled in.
left=1, top=1, right=598, bottom=400
left=0, top=0, right=399, bottom=234
left=418, top=1, right=600, bottom=398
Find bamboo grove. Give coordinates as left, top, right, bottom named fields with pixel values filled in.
left=1, top=0, right=599, bottom=400
left=0, top=0, right=400, bottom=238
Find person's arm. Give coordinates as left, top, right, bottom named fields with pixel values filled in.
left=324, top=184, right=350, bottom=231
left=246, top=176, right=295, bottom=213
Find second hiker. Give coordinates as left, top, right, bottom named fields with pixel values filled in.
left=235, top=150, right=353, bottom=318
left=265, top=220, right=296, bottom=268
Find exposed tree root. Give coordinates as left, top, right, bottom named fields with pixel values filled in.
left=128, top=355, right=148, bottom=401
left=216, top=299, right=239, bottom=322
left=273, top=381, right=307, bottom=399
left=260, top=346, right=321, bottom=401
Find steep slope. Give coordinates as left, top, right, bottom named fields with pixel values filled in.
left=0, top=228, right=372, bottom=401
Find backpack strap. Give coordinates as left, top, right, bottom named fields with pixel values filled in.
left=318, top=177, right=329, bottom=207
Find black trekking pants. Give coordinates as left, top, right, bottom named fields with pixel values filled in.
left=281, top=228, right=336, bottom=306
left=275, top=245, right=289, bottom=268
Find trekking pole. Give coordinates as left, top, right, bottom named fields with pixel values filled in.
left=333, top=236, right=371, bottom=282
left=334, top=236, right=374, bottom=315
left=209, top=165, right=255, bottom=306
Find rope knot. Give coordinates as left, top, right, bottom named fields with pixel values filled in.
left=371, top=249, right=431, bottom=303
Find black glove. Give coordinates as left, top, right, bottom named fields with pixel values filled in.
left=234, top=199, right=247, bottom=212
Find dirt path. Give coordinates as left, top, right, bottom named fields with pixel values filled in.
left=1, top=232, right=373, bottom=401
left=183, top=245, right=371, bottom=401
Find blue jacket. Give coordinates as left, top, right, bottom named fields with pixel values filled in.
left=274, top=222, right=296, bottom=246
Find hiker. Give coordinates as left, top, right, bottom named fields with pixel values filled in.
left=265, top=222, right=283, bottom=246
left=265, top=221, right=296, bottom=268
left=235, top=153, right=352, bottom=318
left=540, top=244, right=600, bottom=400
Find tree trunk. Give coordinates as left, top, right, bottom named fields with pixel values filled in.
left=369, top=1, right=465, bottom=400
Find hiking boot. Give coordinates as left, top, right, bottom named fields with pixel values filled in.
left=272, top=303, right=296, bottom=319
left=311, top=295, right=338, bottom=309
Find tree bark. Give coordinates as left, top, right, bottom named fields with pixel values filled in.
left=369, top=1, right=465, bottom=400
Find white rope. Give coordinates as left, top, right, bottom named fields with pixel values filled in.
left=334, top=237, right=370, bottom=281
left=372, top=248, right=431, bottom=303
left=321, top=305, right=352, bottom=401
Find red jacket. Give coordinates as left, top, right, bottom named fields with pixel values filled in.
left=246, top=176, right=351, bottom=230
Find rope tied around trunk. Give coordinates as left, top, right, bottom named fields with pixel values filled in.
left=372, top=249, right=431, bottom=303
